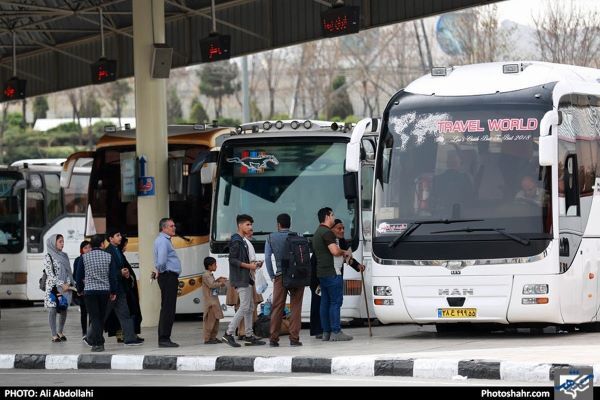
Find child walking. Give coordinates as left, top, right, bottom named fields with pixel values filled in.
left=202, top=257, right=227, bottom=344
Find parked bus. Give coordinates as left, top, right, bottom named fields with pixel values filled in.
left=63, top=125, right=230, bottom=314
left=0, top=159, right=90, bottom=302
left=360, top=61, right=600, bottom=331
left=206, top=120, right=378, bottom=321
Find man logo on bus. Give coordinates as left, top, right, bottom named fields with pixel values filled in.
left=226, top=151, right=279, bottom=174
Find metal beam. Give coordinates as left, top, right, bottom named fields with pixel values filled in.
left=165, top=0, right=268, bottom=41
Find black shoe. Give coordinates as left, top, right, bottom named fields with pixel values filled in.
left=58, top=334, right=67, bottom=341
left=290, top=340, right=303, bottom=347
left=124, top=338, right=144, bottom=346
left=82, top=337, right=92, bottom=348
left=91, top=345, right=104, bottom=352
left=204, top=339, right=221, bottom=344
left=269, top=340, right=279, bottom=347
left=315, top=334, right=323, bottom=339
left=136, top=336, right=145, bottom=342
left=221, top=333, right=241, bottom=348
left=158, top=340, right=179, bottom=348
left=243, top=335, right=266, bottom=345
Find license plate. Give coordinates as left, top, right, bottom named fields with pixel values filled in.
left=437, top=308, right=477, bottom=318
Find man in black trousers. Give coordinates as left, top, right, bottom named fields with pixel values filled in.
left=153, top=218, right=181, bottom=348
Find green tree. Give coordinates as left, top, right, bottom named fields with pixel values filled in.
left=197, top=61, right=240, bottom=119
left=190, top=99, right=209, bottom=123
left=80, top=95, right=102, bottom=149
left=32, top=96, right=49, bottom=126
left=327, top=75, right=353, bottom=120
left=107, top=80, right=132, bottom=126
left=167, top=88, right=183, bottom=124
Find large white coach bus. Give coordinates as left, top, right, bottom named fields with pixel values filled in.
left=207, top=120, right=378, bottom=321
left=357, top=62, right=600, bottom=331
left=0, top=159, right=90, bottom=302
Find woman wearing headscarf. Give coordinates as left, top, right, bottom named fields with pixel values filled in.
left=44, top=233, right=74, bottom=342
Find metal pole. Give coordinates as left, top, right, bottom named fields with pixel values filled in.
left=242, top=56, right=250, bottom=123
left=99, top=8, right=105, bottom=57
left=12, top=31, right=16, bottom=76
left=211, top=0, right=217, bottom=32
left=360, top=268, right=372, bottom=337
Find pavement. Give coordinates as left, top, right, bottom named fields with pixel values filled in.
left=1, top=305, right=600, bottom=383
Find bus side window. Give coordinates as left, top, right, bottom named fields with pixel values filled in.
left=26, top=191, right=45, bottom=252
left=44, top=174, right=63, bottom=222
left=564, top=155, right=580, bottom=216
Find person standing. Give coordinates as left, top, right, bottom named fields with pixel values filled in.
left=222, top=214, right=265, bottom=347
left=44, top=234, right=74, bottom=343
left=118, top=236, right=143, bottom=339
left=154, top=218, right=181, bottom=348
left=265, top=213, right=304, bottom=347
left=104, top=229, right=143, bottom=346
left=202, top=257, right=226, bottom=344
left=73, top=240, right=91, bottom=341
left=312, top=207, right=352, bottom=341
left=82, top=234, right=118, bottom=352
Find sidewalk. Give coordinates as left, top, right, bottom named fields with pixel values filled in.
left=1, top=306, right=599, bottom=382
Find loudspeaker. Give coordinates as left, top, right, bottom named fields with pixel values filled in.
left=151, top=44, right=173, bottom=79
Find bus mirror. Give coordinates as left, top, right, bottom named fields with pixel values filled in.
left=12, top=179, right=26, bottom=195
left=343, top=172, right=358, bottom=200
left=346, top=118, right=380, bottom=172
left=539, top=110, right=559, bottom=167
left=61, top=151, right=94, bottom=188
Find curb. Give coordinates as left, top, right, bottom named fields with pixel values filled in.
left=2, top=353, right=600, bottom=382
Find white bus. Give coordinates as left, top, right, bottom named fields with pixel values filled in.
left=361, top=62, right=600, bottom=331
left=64, top=125, right=231, bottom=314
left=0, top=159, right=90, bottom=302
left=207, top=120, right=378, bottom=321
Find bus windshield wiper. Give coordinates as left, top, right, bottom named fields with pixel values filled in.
left=430, top=227, right=530, bottom=246
left=388, top=219, right=483, bottom=248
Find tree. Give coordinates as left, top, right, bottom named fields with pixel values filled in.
left=80, top=94, right=102, bottom=149
left=167, top=88, right=183, bottom=124
left=32, top=96, right=49, bottom=126
left=190, top=99, right=209, bottom=123
left=533, top=0, right=600, bottom=67
left=327, top=75, right=353, bottom=120
left=197, top=61, right=240, bottom=119
left=107, top=80, right=132, bottom=127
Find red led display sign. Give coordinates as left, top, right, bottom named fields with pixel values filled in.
left=321, top=5, right=360, bottom=38
left=91, top=58, right=117, bottom=84
left=2, top=77, right=26, bottom=101
left=200, top=34, right=231, bottom=63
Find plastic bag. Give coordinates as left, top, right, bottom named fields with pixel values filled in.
left=255, top=268, right=268, bottom=294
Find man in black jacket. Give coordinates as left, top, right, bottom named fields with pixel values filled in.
left=104, top=228, right=143, bottom=346
left=222, top=214, right=265, bottom=347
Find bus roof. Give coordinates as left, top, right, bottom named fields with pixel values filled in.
left=405, top=61, right=600, bottom=97
left=96, top=125, right=231, bottom=149
left=10, top=159, right=65, bottom=167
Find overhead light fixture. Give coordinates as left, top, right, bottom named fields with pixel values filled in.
left=3, top=32, right=26, bottom=101
left=503, top=63, right=520, bottom=74
left=290, top=120, right=300, bottom=129
left=263, top=121, right=272, bottom=130
left=91, top=9, right=117, bottom=84
left=303, top=120, right=312, bottom=129
left=274, top=120, right=284, bottom=129
left=431, top=67, right=448, bottom=77
left=200, top=1, right=231, bottom=62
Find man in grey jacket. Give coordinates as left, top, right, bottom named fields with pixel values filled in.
left=265, top=213, right=304, bottom=347
left=222, top=214, right=265, bottom=347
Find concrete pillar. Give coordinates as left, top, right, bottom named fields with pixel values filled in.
left=133, top=0, right=168, bottom=327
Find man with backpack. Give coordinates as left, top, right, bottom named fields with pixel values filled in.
left=312, top=207, right=353, bottom=341
left=265, top=213, right=306, bottom=347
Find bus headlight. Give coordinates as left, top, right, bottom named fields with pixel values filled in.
left=522, top=284, right=548, bottom=294
left=373, top=286, right=392, bottom=296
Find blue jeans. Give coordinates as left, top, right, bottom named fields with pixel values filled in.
left=319, top=275, right=343, bottom=334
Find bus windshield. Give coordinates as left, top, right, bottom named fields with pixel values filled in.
left=0, top=172, right=24, bottom=253
left=88, top=145, right=212, bottom=237
left=212, top=139, right=356, bottom=243
left=375, top=92, right=552, bottom=245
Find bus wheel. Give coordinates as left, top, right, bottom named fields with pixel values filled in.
left=579, top=322, right=600, bottom=332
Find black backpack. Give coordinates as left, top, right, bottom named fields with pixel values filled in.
left=281, top=232, right=312, bottom=288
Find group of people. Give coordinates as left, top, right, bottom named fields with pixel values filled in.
left=43, top=230, right=143, bottom=352
left=43, top=208, right=365, bottom=350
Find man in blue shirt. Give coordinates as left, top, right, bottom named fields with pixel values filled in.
left=265, top=213, right=304, bottom=347
left=153, top=218, right=182, bottom=348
